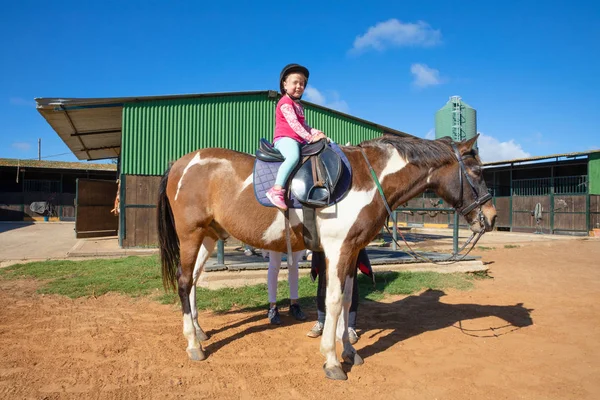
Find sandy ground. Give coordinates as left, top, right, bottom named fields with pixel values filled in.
left=1, top=238, right=599, bottom=399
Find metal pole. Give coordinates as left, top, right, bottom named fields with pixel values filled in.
left=216, top=239, right=225, bottom=266
left=453, top=211, right=459, bottom=254
left=392, top=210, right=398, bottom=251
left=38, top=138, right=41, bottom=160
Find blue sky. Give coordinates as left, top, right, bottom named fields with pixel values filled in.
left=1, top=0, right=598, bottom=163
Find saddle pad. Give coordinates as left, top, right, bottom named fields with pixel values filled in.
left=253, top=142, right=352, bottom=209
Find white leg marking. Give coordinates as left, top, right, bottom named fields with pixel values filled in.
left=320, top=245, right=343, bottom=369
left=190, top=237, right=216, bottom=341
left=183, top=313, right=199, bottom=352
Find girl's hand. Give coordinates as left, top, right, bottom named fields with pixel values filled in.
left=310, top=132, right=326, bottom=143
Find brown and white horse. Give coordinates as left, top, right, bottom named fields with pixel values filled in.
left=157, top=134, right=497, bottom=380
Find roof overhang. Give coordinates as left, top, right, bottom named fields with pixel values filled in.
left=36, top=97, right=124, bottom=161
left=483, top=149, right=600, bottom=168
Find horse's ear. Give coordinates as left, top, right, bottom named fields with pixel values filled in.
left=460, top=134, right=479, bottom=154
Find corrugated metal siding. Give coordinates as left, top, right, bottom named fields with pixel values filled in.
left=589, top=153, right=600, bottom=195
left=304, top=105, right=382, bottom=146
left=122, top=94, right=277, bottom=175
left=122, top=93, right=386, bottom=175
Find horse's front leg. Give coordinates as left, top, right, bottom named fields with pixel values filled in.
left=320, top=251, right=358, bottom=380
left=178, top=233, right=215, bottom=361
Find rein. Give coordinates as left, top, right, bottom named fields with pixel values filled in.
left=359, top=144, right=492, bottom=264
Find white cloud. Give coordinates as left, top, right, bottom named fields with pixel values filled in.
left=410, top=63, right=442, bottom=88
left=425, top=128, right=435, bottom=139
left=12, top=142, right=31, bottom=151
left=304, top=86, right=349, bottom=114
left=10, top=97, right=35, bottom=107
left=477, top=132, right=530, bottom=163
left=304, top=87, right=326, bottom=105
left=350, top=19, right=442, bottom=53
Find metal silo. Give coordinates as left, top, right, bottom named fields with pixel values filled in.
left=435, top=96, right=477, bottom=145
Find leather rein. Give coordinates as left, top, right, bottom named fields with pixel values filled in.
left=360, top=143, right=493, bottom=264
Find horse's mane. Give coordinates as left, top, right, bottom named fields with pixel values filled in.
left=360, top=134, right=456, bottom=169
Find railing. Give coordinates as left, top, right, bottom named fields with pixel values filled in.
left=510, top=175, right=588, bottom=196
left=213, top=206, right=463, bottom=267
left=23, top=179, right=61, bottom=193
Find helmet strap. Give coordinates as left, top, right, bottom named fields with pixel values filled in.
left=285, top=91, right=302, bottom=101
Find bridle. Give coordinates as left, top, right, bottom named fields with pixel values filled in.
left=360, top=142, right=493, bottom=263
left=451, top=142, right=492, bottom=225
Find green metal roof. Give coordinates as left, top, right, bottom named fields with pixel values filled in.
left=483, top=149, right=600, bottom=167
left=36, top=90, right=412, bottom=162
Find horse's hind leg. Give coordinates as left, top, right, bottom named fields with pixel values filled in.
left=177, top=229, right=215, bottom=361
left=340, top=276, right=363, bottom=366
left=190, top=236, right=216, bottom=342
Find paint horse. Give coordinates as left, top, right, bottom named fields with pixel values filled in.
left=157, top=133, right=497, bottom=380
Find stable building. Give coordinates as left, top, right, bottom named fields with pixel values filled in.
left=35, top=90, right=412, bottom=247
left=0, top=158, right=118, bottom=237
left=483, top=150, right=600, bottom=235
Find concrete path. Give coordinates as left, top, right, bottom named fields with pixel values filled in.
left=0, top=222, right=79, bottom=266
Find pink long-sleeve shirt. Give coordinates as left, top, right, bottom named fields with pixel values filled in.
left=273, top=95, right=320, bottom=144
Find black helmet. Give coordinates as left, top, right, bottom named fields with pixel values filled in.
left=279, top=64, right=309, bottom=95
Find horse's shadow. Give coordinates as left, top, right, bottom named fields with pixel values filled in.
left=202, top=306, right=309, bottom=355
left=356, top=289, right=533, bottom=360
left=202, top=289, right=533, bottom=359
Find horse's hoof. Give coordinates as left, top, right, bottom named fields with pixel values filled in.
left=186, top=348, right=206, bottom=361
left=323, top=364, right=347, bottom=380
left=197, top=331, right=209, bottom=341
left=342, top=351, right=364, bottom=366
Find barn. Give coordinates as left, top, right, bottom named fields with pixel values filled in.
left=0, top=158, right=118, bottom=237
left=483, top=150, right=600, bottom=235
left=35, top=90, right=412, bottom=248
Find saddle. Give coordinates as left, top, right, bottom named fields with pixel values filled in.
left=256, top=138, right=343, bottom=208
left=253, top=138, right=352, bottom=250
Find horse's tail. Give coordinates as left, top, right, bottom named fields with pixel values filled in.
left=157, top=164, right=179, bottom=292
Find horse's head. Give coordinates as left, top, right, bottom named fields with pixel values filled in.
left=431, top=135, right=497, bottom=234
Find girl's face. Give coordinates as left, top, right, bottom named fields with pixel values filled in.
left=283, top=73, right=306, bottom=98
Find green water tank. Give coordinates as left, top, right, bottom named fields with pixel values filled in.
left=435, top=96, right=477, bottom=144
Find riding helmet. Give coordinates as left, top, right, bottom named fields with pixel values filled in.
left=279, top=64, right=310, bottom=94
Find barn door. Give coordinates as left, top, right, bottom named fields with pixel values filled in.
left=75, top=179, right=118, bottom=238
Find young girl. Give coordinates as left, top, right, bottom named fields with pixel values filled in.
left=266, top=64, right=327, bottom=210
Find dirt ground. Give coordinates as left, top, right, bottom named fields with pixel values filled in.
left=1, top=239, right=599, bottom=400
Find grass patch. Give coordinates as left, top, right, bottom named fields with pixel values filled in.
left=0, top=256, right=164, bottom=298
left=0, top=255, right=481, bottom=312
left=504, top=244, right=520, bottom=249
